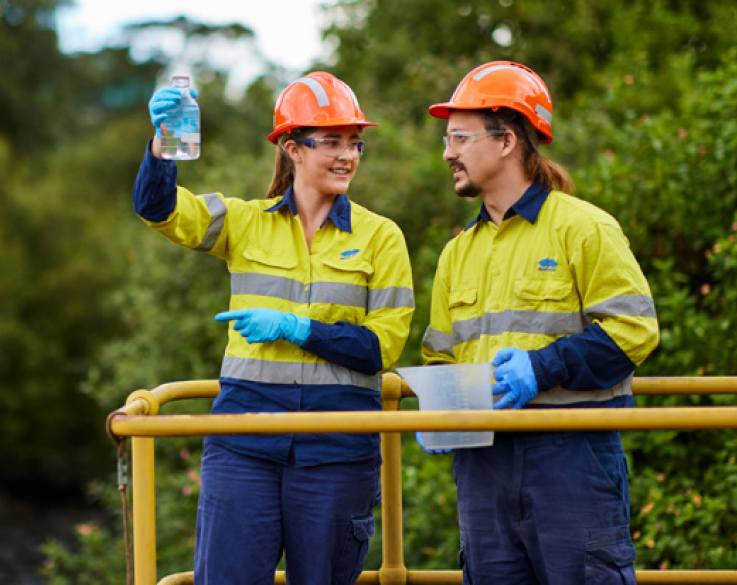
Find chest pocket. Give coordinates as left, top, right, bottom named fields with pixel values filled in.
left=449, top=287, right=478, bottom=319
left=236, top=248, right=301, bottom=310
left=241, top=247, right=298, bottom=272
left=312, top=258, right=374, bottom=322
left=513, top=278, right=574, bottom=309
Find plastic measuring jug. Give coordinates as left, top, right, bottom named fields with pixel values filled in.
left=396, top=362, right=495, bottom=450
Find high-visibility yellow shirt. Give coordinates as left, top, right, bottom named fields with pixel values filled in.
left=149, top=185, right=414, bottom=381
left=422, top=183, right=659, bottom=407
left=133, top=147, right=414, bottom=464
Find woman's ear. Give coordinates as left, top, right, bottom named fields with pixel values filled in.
left=283, top=140, right=302, bottom=165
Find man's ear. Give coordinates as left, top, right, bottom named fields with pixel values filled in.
left=500, top=128, right=518, bottom=159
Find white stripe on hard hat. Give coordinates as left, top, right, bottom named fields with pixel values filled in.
left=472, top=64, right=551, bottom=103
left=535, top=104, right=552, bottom=124
left=293, top=77, right=331, bottom=107
left=344, top=83, right=361, bottom=109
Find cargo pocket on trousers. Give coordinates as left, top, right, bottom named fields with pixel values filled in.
left=459, top=546, right=474, bottom=584
left=336, top=514, right=375, bottom=583
left=584, top=526, right=636, bottom=585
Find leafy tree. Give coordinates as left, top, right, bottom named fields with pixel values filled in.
left=33, top=1, right=737, bottom=581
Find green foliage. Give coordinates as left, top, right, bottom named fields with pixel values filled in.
left=41, top=446, right=202, bottom=583
left=2, top=0, right=736, bottom=580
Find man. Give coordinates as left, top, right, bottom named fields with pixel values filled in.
left=420, top=61, right=659, bottom=584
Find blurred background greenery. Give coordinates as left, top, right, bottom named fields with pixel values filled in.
left=2, top=0, right=737, bottom=582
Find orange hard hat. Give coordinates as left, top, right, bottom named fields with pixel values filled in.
left=268, top=72, right=377, bottom=144
left=429, top=61, right=554, bottom=144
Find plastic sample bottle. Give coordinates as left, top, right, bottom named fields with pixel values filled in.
left=161, top=76, right=201, bottom=160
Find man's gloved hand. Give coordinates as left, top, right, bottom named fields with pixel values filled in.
left=215, top=309, right=311, bottom=346
left=492, top=348, right=539, bottom=410
left=148, top=87, right=199, bottom=138
left=415, top=432, right=453, bottom=455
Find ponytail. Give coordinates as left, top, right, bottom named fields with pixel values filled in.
left=265, top=142, right=294, bottom=199
left=265, top=128, right=309, bottom=199
left=482, top=108, right=574, bottom=194
left=524, top=151, right=575, bottom=194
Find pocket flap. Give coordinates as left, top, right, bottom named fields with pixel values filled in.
left=586, top=526, right=636, bottom=567
left=514, top=278, right=571, bottom=301
left=322, top=258, right=374, bottom=278
left=242, top=248, right=297, bottom=270
left=351, top=516, right=375, bottom=542
left=449, top=288, right=477, bottom=308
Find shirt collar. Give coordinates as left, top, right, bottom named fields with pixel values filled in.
left=466, top=181, right=551, bottom=229
left=266, top=184, right=353, bottom=233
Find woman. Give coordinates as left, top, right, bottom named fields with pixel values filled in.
left=132, top=72, right=415, bottom=583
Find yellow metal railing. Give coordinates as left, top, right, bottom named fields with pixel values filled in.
left=107, top=376, right=737, bottom=584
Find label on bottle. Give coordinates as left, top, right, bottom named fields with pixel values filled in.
left=181, top=132, right=201, bottom=144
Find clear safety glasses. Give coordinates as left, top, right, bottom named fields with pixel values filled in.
left=442, top=129, right=506, bottom=152
left=292, top=137, right=365, bottom=158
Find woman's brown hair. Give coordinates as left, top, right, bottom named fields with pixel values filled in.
left=265, top=128, right=309, bottom=199
left=482, top=108, right=574, bottom=194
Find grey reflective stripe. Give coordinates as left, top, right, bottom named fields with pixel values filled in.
left=312, top=281, right=367, bottom=308
left=221, top=356, right=381, bottom=391
left=472, top=64, right=551, bottom=102
left=535, top=104, right=553, bottom=124
left=231, top=273, right=367, bottom=307
left=343, top=82, right=361, bottom=109
left=454, top=310, right=585, bottom=345
left=530, top=374, right=633, bottom=405
left=368, top=286, right=415, bottom=311
left=585, top=295, right=657, bottom=323
left=232, top=273, right=414, bottom=311
left=232, top=273, right=308, bottom=303
left=422, top=327, right=456, bottom=358
left=295, top=77, right=330, bottom=107
left=195, top=193, right=227, bottom=252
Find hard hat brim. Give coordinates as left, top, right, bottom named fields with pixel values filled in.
left=268, top=119, right=378, bottom=145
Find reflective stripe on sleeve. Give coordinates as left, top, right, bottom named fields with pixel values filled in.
left=221, top=356, right=381, bottom=391
left=422, top=327, right=456, bottom=359
left=585, top=295, right=657, bottom=322
left=531, top=374, right=633, bottom=405
left=195, top=193, right=227, bottom=252
left=368, top=286, right=415, bottom=312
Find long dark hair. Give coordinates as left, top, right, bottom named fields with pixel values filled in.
left=265, top=128, right=310, bottom=199
left=482, top=108, right=574, bottom=194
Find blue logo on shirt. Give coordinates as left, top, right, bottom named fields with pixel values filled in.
left=340, top=249, right=360, bottom=259
left=538, top=258, right=558, bottom=272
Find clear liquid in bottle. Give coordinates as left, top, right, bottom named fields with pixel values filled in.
left=161, top=76, right=200, bottom=160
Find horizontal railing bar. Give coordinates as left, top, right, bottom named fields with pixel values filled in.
left=632, top=377, right=737, bottom=395
left=403, top=570, right=737, bottom=584
left=636, top=571, right=737, bottom=584
left=110, top=406, right=737, bottom=438
left=156, top=568, right=737, bottom=584
left=120, top=376, right=737, bottom=416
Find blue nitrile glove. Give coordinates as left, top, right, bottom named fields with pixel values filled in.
left=415, top=432, right=453, bottom=455
left=148, top=87, right=199, bottom=138
left=215, top=309, right=311, bottom=346
left=492, top=348, right=539, bottom=410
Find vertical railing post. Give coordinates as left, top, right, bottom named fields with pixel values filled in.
left=379, top=373, right=408, bottom=584
left=132, top=435, right=157, bottom=584
left=125, top=390, right=161, bottom=585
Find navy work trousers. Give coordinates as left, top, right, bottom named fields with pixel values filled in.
left=194, top=438, right=381, bottom=584
left=454, top=431, right=635, bottom=585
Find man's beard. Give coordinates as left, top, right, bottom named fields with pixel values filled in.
left=451, top=163, right=482, bottom=199
left=456, top=180, right=482, bottom=199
